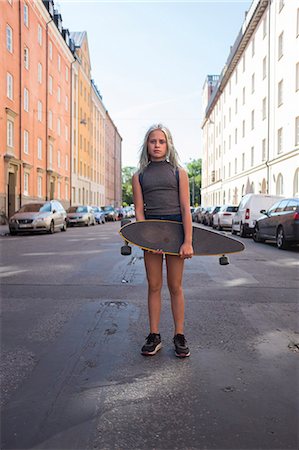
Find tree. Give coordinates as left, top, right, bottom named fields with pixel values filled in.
left=122, top=166, right=136, bottom=206
left=185, top=159, right=202, bottom=206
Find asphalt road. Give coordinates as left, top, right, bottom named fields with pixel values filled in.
left=0, top=222, right=298, bottom=450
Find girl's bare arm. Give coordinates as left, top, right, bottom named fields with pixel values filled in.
left=132, top=173, right=145, bottom=221
left=178, top=168, right=194, bottom=258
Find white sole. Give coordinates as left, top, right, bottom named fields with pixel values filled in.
left=141, top=342, right=162, bottom=356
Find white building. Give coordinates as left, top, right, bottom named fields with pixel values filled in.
left=201, top=0, right=299, bottom=207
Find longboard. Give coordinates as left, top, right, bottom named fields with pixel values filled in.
left=119, top=220, right=245, bottom=258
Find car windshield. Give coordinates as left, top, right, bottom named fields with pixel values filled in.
left=18, top=203, right=46, bottom=213
left=92, top=207, right=99, bottom=212
left=103, top=206, right=113, bottom=212
left=226, top=206, right=238, bottom=212
left=68, top=206, right=88, bottom=213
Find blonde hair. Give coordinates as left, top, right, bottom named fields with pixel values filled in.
left=138, top=123, right=181, bottom=172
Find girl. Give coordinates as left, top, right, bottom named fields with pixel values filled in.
left=132, top=124, right=193, bottom=358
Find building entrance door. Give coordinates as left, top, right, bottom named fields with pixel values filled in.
left=8, top=172, right=16, bottom=218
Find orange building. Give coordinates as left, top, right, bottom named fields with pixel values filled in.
left=0, top=0, right=73, bottom=219
left=105, top=112, right=122, bottom=207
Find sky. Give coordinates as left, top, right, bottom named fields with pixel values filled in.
left=58, top=0, right=252, bottom=168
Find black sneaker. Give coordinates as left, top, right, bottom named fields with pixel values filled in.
left=141, top=333, right=162, bottom=356
left=173, top=334, right=190, bottom=358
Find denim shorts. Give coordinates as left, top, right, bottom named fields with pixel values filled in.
left=145, top=214, right=182, bottom=222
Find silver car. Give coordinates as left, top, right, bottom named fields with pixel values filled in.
left=66, top=205, right=96, bottom=227
left=9, top=200, right=67, bottom=235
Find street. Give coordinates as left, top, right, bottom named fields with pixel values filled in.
left=0, top=222, right=298, bottom=450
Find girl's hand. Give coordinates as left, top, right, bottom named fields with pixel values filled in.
left=179, top=243, right=194, bottom=259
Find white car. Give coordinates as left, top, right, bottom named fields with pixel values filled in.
left=66, top=205, right=96, bottom=227
left=231, top=193, right=283, bottom=237
left=213, top=205, right=238, bottom=230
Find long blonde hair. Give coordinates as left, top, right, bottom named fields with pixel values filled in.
left=138, top=123, right=181, bottom=172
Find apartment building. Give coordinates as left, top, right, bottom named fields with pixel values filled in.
left=201, top=0, right=299, bottom=207
left=105, top=113, right=122, bottom=207
left=0, top=0, right=73, bottom=216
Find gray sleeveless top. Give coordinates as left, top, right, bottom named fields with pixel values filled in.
left=139, top=161, right=181, bottom=215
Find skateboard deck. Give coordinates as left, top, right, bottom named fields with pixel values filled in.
left=119, top=220, right=245, bottom=256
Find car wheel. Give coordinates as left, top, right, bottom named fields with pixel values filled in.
left=217, top=221, right=222, bottom=231
left=48, top=221, right=55, bottom=234
left=231, top=228, right=237, bottom=235
left=10, top=229, right=17, bottom=236
left=240, top=223, right=247, bottom=237
left=276, top=226, right=288, bottom=250
left=61, top=220, right=67, bottom=232
left=86, top=219, right=90, bottom=227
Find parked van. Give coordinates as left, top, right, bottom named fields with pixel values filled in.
left=231, top=194, right=283, bottom=237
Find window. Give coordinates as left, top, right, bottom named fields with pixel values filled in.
left=65, top=154, right=69, bottom=170
left=251, top=73, right=255, bottom=93
left=296, top=63, right=299, bottom=91
left=242, top=153, right=245, bottom=171
left=57, top=86, right=61, bottom=103
left=36, top=64, right=41, bottom=85
left=235, top=68, right=238, bottom=84
left=37, top=100, right=42, bottom=122
left=251, top=147, right=254, bottom=167
left=37, top=138, right=42, bottom=159
left=251, top=36, right=255, bottom=57
left=295, top=117, right=299, bottom=146
left=58, top=54, right=61, bottom=72
left=24, top=88, right=29, bottom=112
left=49, top=144, right=53, bottom=167
left=262, top=97, right=267, bottom=120
left=65, top=96, right=68, bottom=111
left=57, top=181, right=61, bottom=200
left=263, top=57, right=267, bottom=79
left=229, top=135, right=231, bottom=150
left=242, top=120, right=245, bottom=138
left=65, top=66, right=69, bottom=82
left=263, top=16, right=267, bottom=38
left=7, top=73, right=13, bottom=99
left=49, top=41, right=53, bottom=60
left=278, top=32, right=283, bottom=59
left=242, top=54, right=245, bottom=72
left=65, top=183, right=69, bottom=200
left=57, top=118, right=61, bottom=136
left=251, top=110, right=255, bottom=130
left=49, top=75, right=53, bottom=94
left=277, top=128, right=283, bottom=154
left=48, top=110, right=53, bottom=129
left=228, top=163, right=231, bottom=177
left=262, top=138, right=266, bottom=161
left=242, top=87, right=245, bottom=105
left=278, top=80, right=283, bottom=106
left=24, top=173, right=29, bottom=195
left=235, top=98, right=238, bottom=114
left=276, top=174, right=283, bottom=195
left=297, top=9, right=299, bottom=37
left=24, top=47, right=29, bottom=69
left=234, top=158, right=237, bottom=174
left=57, top=150, right=61, bottom=168
left=38, top=176, right=42, bottom=197
left=235, top=128, right=238, bottom=144
left=24, top=130, right=29, bottom=154
left=229, top=108, right=231, bottom=122
left=24, top=3, right=29, bottom=27
left=6, top=25, right=13, bottom=52
left=7, top=120, right=14, bottom=147
left=38, top=24, right=42, bottom=45
left=65, top=125, right=68, bottom=141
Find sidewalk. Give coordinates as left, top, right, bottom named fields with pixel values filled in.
left=0, top=224, right=10, bottom=236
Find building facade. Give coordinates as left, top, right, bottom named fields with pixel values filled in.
left=201, top=0, right=299, bottom=207
left=105, top=112, right=122, bottom=207
left=1, top=0, right=122, bottom=220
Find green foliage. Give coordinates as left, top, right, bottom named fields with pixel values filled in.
left=122, top=166, right=136, bottom=206
left=185, top=159, right=202, bottom=206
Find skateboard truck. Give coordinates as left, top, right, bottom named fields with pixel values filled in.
left=121, top=219, right=132, bottom=255
left=219, top=255, right=229, bottom=265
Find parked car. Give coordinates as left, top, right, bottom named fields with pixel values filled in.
left=92, top=206, right=106, bottom=224
left=123, top=206, right=135, bottom=218
left=253, top=197, right=299, bottom=249
left=66, top=205, right=96, bottom=227
left=206, top=206, right=221, bottom=227
left=101, top=206, right=118, bottom=221
left=213, top=205, right=238, bottom=230
left=192, top=206, right=205, bottom=223
left=201, top=206, right=213, bottom=225
left=9, top=200, right=67, bottom=235
left=232, top=193, right=283, bottom=237
left=115, top=207, right=127, bottom=220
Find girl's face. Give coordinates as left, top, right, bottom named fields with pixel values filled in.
left=147, top=130, right=168, bottom=161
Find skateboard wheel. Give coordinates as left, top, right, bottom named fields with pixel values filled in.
left=219, top=255, right=229, bottom=265
left=121, top=245, right=132, bottom=256
left=121, top=219, right=131, bottom=227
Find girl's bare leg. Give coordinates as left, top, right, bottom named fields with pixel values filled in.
left=165, top=255, right=185, bottom=335
left=143, top=251, right=164, bottom=333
